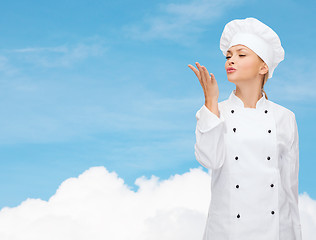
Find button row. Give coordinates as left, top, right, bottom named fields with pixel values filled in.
left=236, top=210, right=275, bottom=218
left=234, top=184, right=275, bottom=188
left=231, top=109, right=269, bottom=114
left=234, top=156, right=271, bottom=161
left=231, top=108, right=273, bottom=220
left=232, top=128, right=272, bottom=133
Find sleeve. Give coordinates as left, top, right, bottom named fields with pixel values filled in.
left=285, top=113, right=303, bottom=239
left=194, top=104, right=226, bottom=170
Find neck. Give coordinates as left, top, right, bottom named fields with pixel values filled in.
left=235, top=85, right=263, bottom=108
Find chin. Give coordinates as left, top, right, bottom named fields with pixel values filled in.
left=227, top=74, right=250, bottom=83
left=226, top=75, right=239, bottom=83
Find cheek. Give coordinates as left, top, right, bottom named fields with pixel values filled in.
left=240, top=59, right=258, bottom=72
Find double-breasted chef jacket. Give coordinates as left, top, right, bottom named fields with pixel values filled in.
left=195, top=89, right=302, bottom=240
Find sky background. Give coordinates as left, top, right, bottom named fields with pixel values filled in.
left=0, top=0, right=315, bottom=238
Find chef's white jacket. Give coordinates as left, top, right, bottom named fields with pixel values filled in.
left=195, top=89, right=302, bottom=240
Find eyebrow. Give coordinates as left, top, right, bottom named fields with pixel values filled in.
left=226, top=48, right=248, bottom=54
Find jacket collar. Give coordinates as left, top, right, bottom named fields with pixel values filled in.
left=228, top=89, right=267, bottom=110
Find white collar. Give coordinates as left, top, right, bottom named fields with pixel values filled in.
left=228, top=89, right=267, bottom=110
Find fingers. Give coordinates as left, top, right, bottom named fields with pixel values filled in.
left=201, top=65, right=213, bottom=84
left=196, top=62, right=207, bottom=91
left=188, top=62, right=215, bottom=93
left=188, top=62, right=204, bottom=90
left=210, top=73, right=216, bottom=83
left=189, top=62, right=218, bottom=102
left=188, top=62, right=202, bottom=75
left=197, top=63, right=206, bottom=87
left=188, top=64, right=199, bottom=78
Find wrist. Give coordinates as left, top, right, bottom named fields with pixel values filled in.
left=205, top=100, right=219, bottom=118
left=205, top=98, right=218, bottom=107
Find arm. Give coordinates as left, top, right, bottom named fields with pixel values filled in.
left=285, top=113, right=302, bottom=239
left=194, top=104, right=226, bottom=169
left=188, top=62, right=224, bottom=169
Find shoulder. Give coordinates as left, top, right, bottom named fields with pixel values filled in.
left=267, top=99, right=298, bottom=145
left=267, top=100, right=298, bottom=147
left=267, top=99, right=296, bottom=120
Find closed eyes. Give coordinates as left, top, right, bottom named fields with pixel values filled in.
left=226, top=55, right=246, bottom=59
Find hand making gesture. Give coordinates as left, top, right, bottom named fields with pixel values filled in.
left=188, top=62, right=220, bottom=117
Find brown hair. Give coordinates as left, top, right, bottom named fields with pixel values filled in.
left=261, top=71, right=269, bottom=100
left=257, top=54, right=269, bottom=100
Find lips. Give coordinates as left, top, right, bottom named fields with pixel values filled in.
left=227, top=67, right=236, bottom=73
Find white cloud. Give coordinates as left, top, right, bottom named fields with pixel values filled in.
left=0, top=55, right=18, bottom=75
left=299, top=193, right=316, bottom=239
left=122, top=0, right=245, bottom=44
left=11, top=46, right=68, bottom=53
left=0, top=166, right=315, bottom=239
left=0, top=167, right=210, bottom=240
left=5, top=39, right=108, bottom=68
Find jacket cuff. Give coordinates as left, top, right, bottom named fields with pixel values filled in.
left=196, top=104, right=224, bottom=133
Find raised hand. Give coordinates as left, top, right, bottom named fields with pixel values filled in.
left=188, top=62, right=220, bottom=117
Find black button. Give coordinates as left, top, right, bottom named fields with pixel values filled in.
left=231, top=110, right=234, bottom=113
left=270, top=184, right=274, bottom=187
left=233, top=128, right=236, bottom=132
left=236, top=185, right=239, bottom=188
left=237, top=214, right=240, bottom=218
left=271, top=211, right=275, bottom=215
left=268, top=129, right=271, bottom=133
left=265, top=110, right=268, bottom=113
left=267, top=156, right=271, bottom=160
left=235, top=156, right=238, bottom=160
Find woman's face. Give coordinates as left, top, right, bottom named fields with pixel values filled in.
left=225, top=44, right=266, bottom=83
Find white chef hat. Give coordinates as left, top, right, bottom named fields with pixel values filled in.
left=219, top=17, right=285, bottom=79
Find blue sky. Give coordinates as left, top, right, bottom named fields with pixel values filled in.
left=0, top=0, right=315, bottom=209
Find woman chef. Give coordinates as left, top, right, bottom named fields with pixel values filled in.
left=188, top=17, right=302, bottom=240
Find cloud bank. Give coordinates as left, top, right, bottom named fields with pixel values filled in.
left=0, top=166, right=315, bottom=239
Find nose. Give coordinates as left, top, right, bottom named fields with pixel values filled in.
left=228, top=58, right=234, bottom=65
left=228, top=54, right=237, bottom=64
